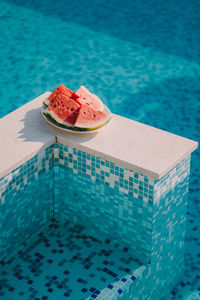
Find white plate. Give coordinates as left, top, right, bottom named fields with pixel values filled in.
left=41, top=105, right=112, bottom=134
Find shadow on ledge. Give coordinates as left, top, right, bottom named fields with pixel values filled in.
left=18, top=107, right=98, bottom=144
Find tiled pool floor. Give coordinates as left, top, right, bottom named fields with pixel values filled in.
left=0, top=220, right=143, bottom=300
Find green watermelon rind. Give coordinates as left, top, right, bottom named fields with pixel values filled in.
left=43, top=99, right=50, bottom=107
left=43, top=109, right=74, bottom=128
left=43, top=106, right=112, bottom=131
left=73, top=117, right=111, bottom=131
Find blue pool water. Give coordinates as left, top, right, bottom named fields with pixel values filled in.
left=0, top=0, right=200, bottom=298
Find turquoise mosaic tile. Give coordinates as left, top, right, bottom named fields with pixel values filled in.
left=0, top=142, right=192, bottom=299
left=56, top=144, right=191, bottom=299
left=57, top=144, right=154, bottom=264
left=0, top=219, right=146, bottom=300
left=143, top=156, right=191, bottom=299
left=0, top=146, right=54, bottom=260
left=53, top=144, right=60, bottom=217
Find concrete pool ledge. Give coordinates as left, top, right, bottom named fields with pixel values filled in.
left=0, top=91, right=198, bottom=180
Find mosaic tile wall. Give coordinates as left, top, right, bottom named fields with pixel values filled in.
left=0, top=142, right=192, bottom=299
left=56, top=143, right=154, bottom=264
left=0, top=145, right=54, bottom=260
left=142, top=156, right=191, bottom=299
left=55, top=143, right=191, bottom=299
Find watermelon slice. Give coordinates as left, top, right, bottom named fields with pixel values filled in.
left=43, top=84, right=112, bottom=131
left=73, top=105, right=111, bottom=131
left=76, top=85, right=92, bottom=98
left=43, top=84, right=79, bottom=106
left=44, top=95, right=80, bottom=128
left=76, top=86, right=104, bottom=111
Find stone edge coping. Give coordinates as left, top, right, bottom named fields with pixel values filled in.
left=0, top=92, right=198, bottom=180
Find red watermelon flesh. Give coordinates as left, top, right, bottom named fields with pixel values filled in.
left=76, top=85, right=91, bottom=98
left=44, top=95, right=80, bottom=127
left=48, top=84, right=73, bottom=101
left=44, top=84, right=78, bottom=106
left=74, top=105, right=111, bottom=130
left=76, top=86, right=104, bottom=111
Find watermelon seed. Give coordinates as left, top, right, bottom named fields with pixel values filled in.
left=54, top=105, right=56, bottom=107
left=83, top=112, right=86, bottom=115
left=71, top=108, right=74, bottom=112
left=62, top=105, right=64, bottom=107
left=86, top=102, right=90, bottom=105
left=93, top=114, right=96, bottom=117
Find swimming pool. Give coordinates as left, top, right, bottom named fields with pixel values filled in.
left=0, top=0, right=200, bottom=298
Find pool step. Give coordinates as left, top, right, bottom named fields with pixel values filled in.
left=0, top=220, right=148, bottom=300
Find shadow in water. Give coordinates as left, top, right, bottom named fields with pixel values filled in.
left=4, top=0, right=200, bottom=64
left=116, top=76, right=200, bottom=139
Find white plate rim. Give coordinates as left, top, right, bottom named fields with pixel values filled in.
left=41, top=105, right=112, bottom=134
